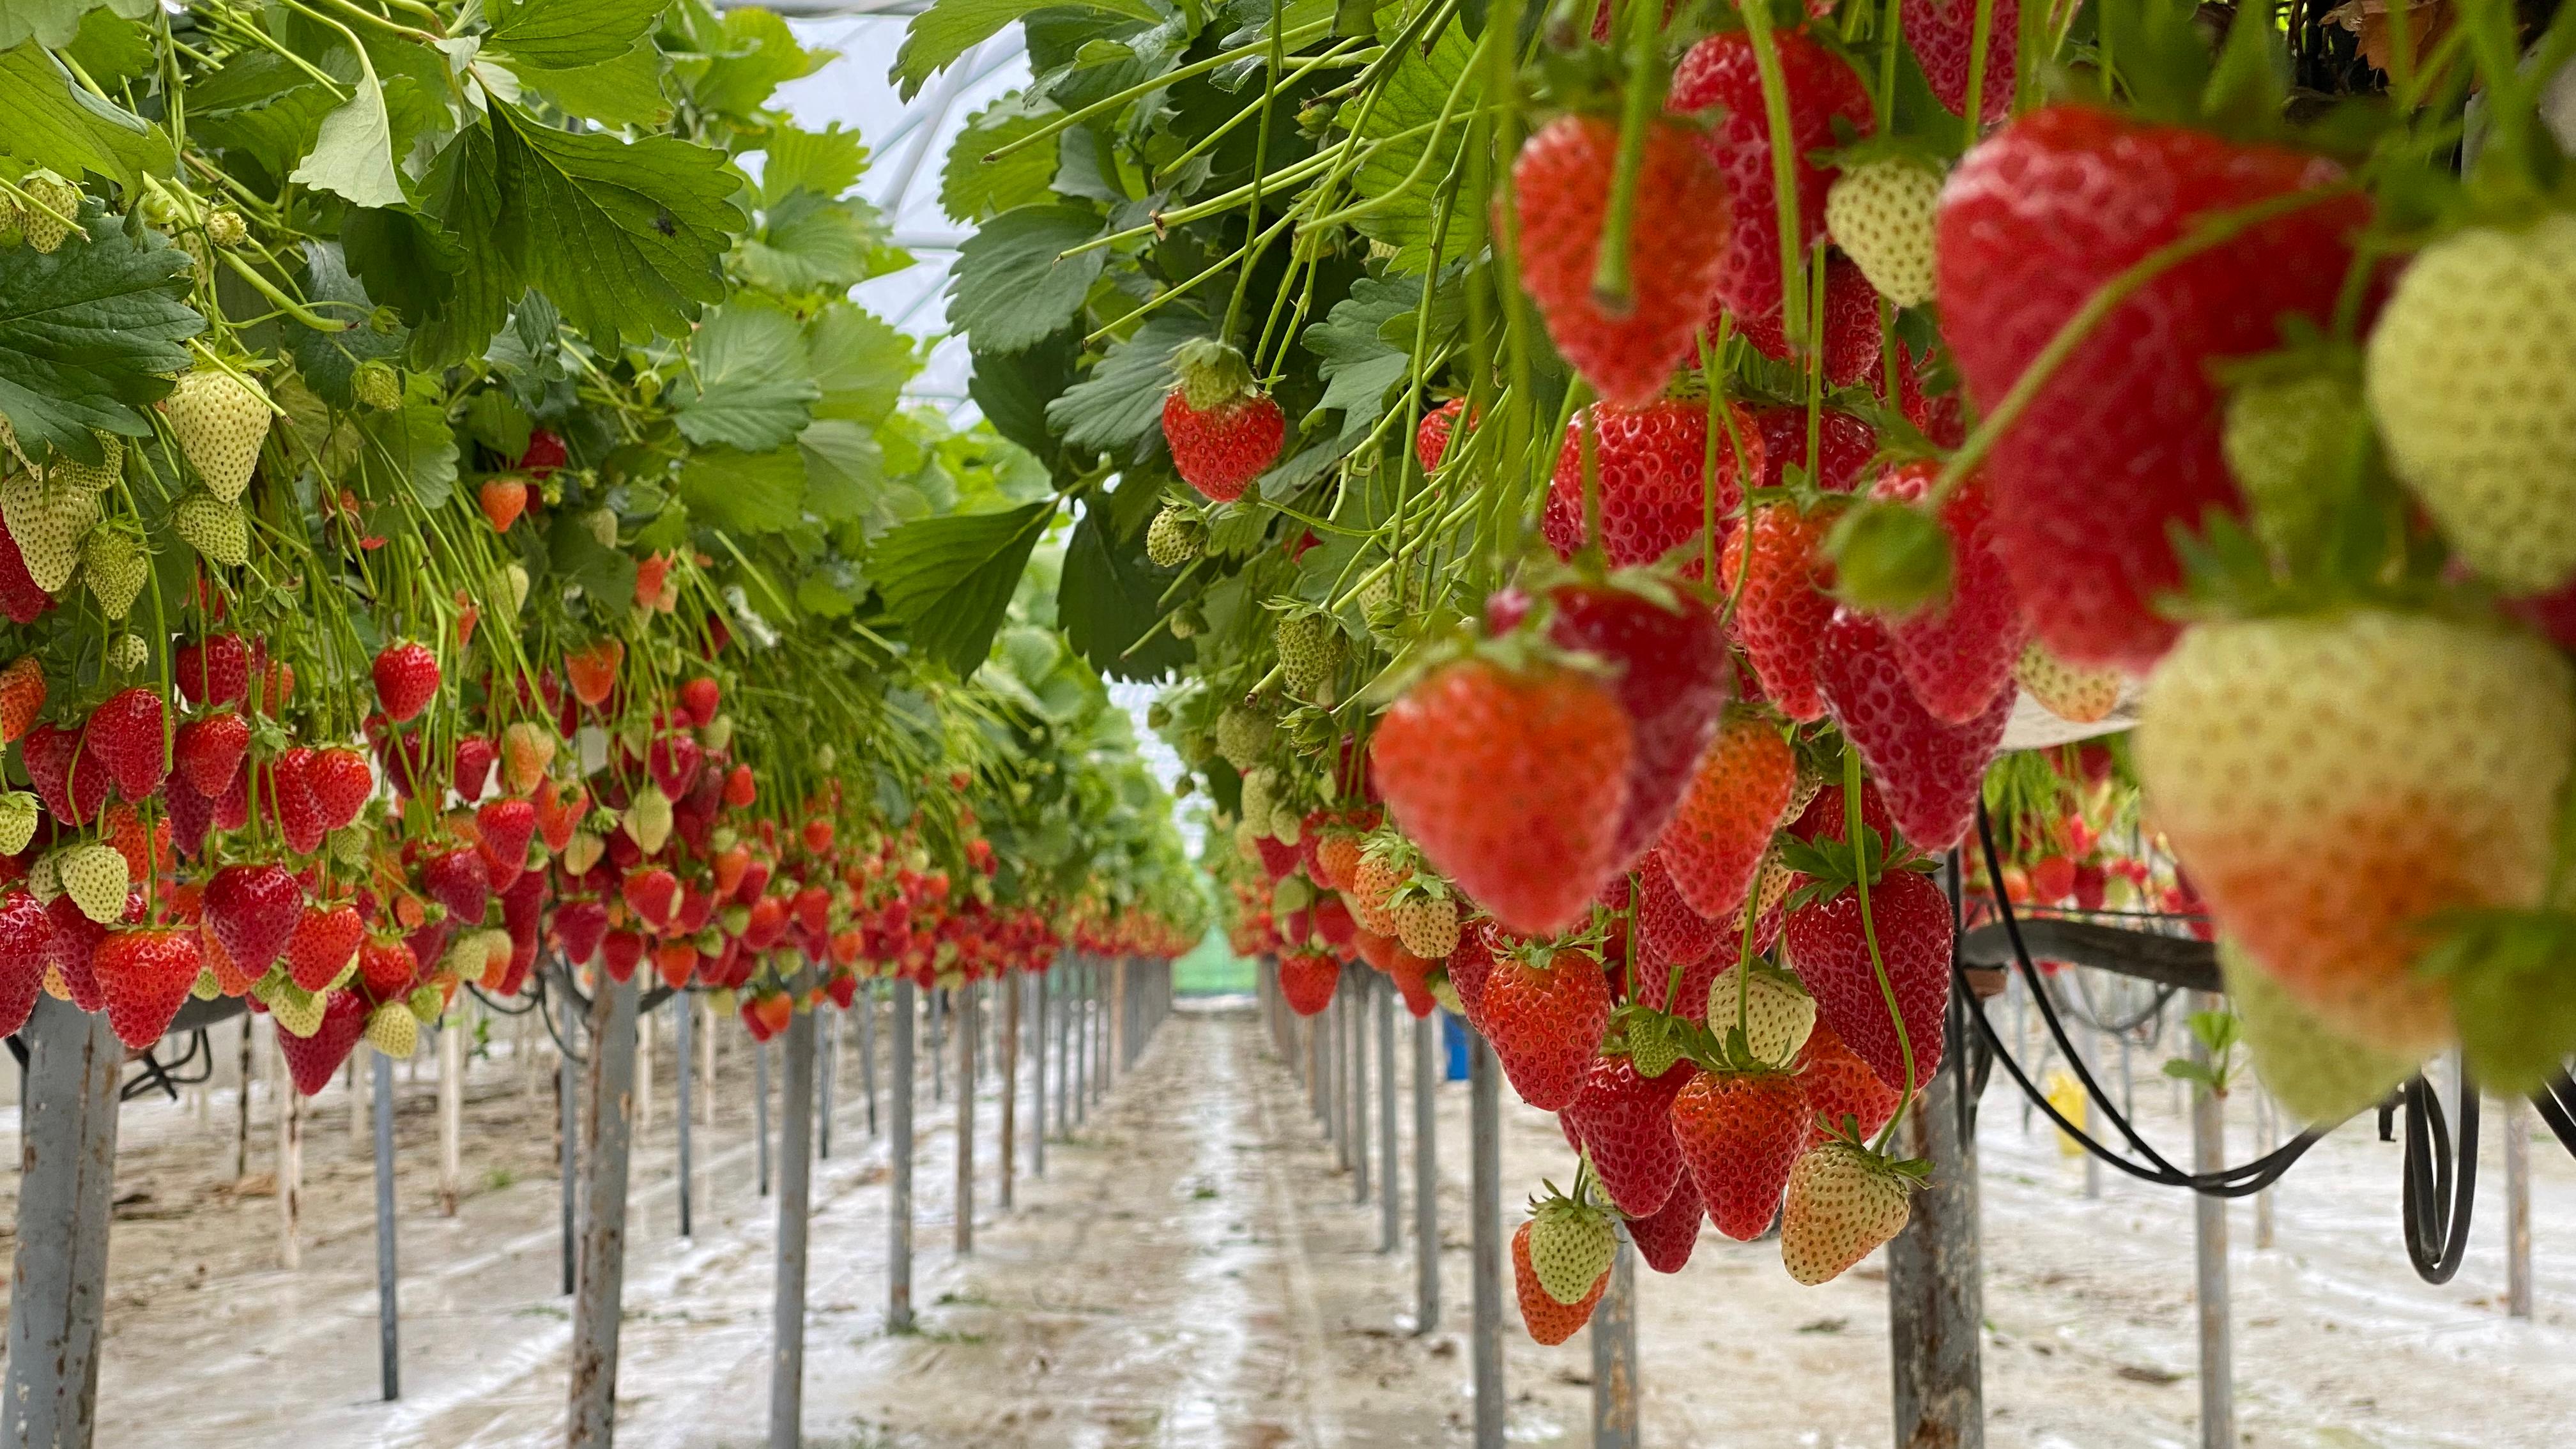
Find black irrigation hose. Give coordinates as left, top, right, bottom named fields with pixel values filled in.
left=2401, top=1072, right=2479, bottom=1284
left=2535, top=1075, right=2576, bottom=1161
left=2063, top=970, right=2179, bottom=1037
left=1968, top=801, right=2324, bottom=1197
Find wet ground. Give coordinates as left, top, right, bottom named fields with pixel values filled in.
left=1, top=995, right=2568, bottom=1447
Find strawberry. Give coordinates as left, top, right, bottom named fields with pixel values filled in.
left=1722, top=504, right=1837, bottom=721
left=0, top=791, right=35, bottom=855
left=1866, top=464, right=2028, bottom=723
left=422, top=848, right=491, bottom=925
left=1654, top=714, right=1795, bottom=923
left=1814, top=610, right=2014, bottom=850
left=0, top=656, right=45, bottom=742
left=173, top=711, right=249, bottom=799
left=1526, top=1193, right=1618, bottom=1306
left=81, top=530, right=145, bottom=620
left=365, top=1000, right=418, bottom=1057
left=647, top=732, right=702, bottom=800
left=0, top=529, right=56, bottom=625
left=22, top=722, right=105, bottom=825
left=1160, top=340, right=1284, bottom=502
left=1311, top=829, right=1365, bottom=893
left=2222, top=941, right=2418, bottom=1127
left=565, top=639, right=624, bottom=707
left=1415, top=397, right=1471, bottom=473
left=1445, top=929, right=1496, bottom=1029
left=554, top=898, right=611, bottom=965
left=93, top=928, right=201, bottom=1048
left=0, top=473, right=97, bottom=592
left=516, top=429, right=567, bottom=477
left=624, top=784, right=674, bottom=856
left=1783, top=862, right=1952, bottom=1092
left=1512, top=1220, right=1609, bottom=1345
left=84, top=687, right=166, bottom=801
left=1480, top=946, right=1611, bottom=1112
left=372, top=640, right=440, bottom=723
left=277, top=990, right=368, bottom=1094
left=162, top=368, right=270, bottom=500
left=286, top=905, right=366, bottom=992
left=1388, top=885, right=1460, bottom=961
left=1627, top=1165, right=1704, bottom=1273
left=621, top=866, right=679, bottom=931
left=477, top=477, right=530, bottom=533
left=1541, top=401, right=1759, bottom=569
left=2138, top=610, right=2572, bottom=1052
left=176, top=634, right=249, bottom=709
left=1279, top=949, right=1340, bottom=1015
left=498, top=721, right=556, bottom=797
left=1512, top=114, right=1731, bottom=408
left=1370, top=656, right=1634, bottom=937
left=1388, top=946, right=1438, bottom=1016
left=1706, top=961, right=1817, bottom=1066
left=268, top=749, right=330, bottom=854
left=2013, top=641, right=2122, bottom=724
left=1728, top=252, right=1885, bottom=387
left=46, top=893, right=112, bottom=1009
left=57, top=843, right=128, bottom=924
left=1797, top=1018, right=1903, bottom=1145
left=206, top=862, right=303, bottom=975
left=174, top=492, right=249, bottom=567
left=1144, top=503, right=1204, bottom=567
left=1671, top=1066, right=1811, bottom=1239
left=1826, top=158, right=1943, bottom=308
left=599, top=928, right=645, bottom=981
left=478, top=798, right=538, bottom=877
left=1561, top=1055, right=1689, bottom=1216
left=1751, top=405, right=1878, bottom=496
left=453, top=735, right=497, bottom=801
left=535, top=779, right=587, bottom=852
left=1634, top=852, right=1721, bottom=976
left=1781, top=1139, right=1915, bottom=1284
left=1936, top=106, right=2367, bottom=668
left=304, top=747, right=373, bottom=829
left=1902, top=0, right=2017, bottom=123
left=677, top=677, right=721, bottom=727
left=0, top=890, right=51, bottom=1036
left=2365, top=213, right=2576, bottom=594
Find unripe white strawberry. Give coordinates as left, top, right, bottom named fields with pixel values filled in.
left=0, top=792, right=37, bottom=854
left=2223, top=942, right=2418, bottom=1128
left=204, top=210, right=248, bottom=247
left=624, top=783, right=673, bottom=855
left=1145, top=503, right=1204, bottom=567
left=82, top=529, right=146, bottom=619
left=2012, top=640, right=2122, bottom=724
left=1826, top=159, right=1942, bottom=309
left=18, top=174, right=81, bottom=254
left=162, top=369, right=272, bottom=502
left=353, top=360, right=402, bottom=410
left=365, top=1000, right=418, bottom=1058
left=1, top=474, right=98, bottom=591
left=57, top=843, right=129, bottom=924
left=106, top=633, right=147, bottom=673
left=1526, top=1197, right=1617, bottom=1305
left=175, top=492, right=249, bottom=567
left=45, top=432, right=121, bottom=493
left=268, top=982, right=325, bottom=1038
left=1781, top=1140, right=1915, bottom=1285
left=1707, top=961, right=1817, bottom=1066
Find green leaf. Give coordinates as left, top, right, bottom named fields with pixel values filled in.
left=1059, top=506, right=1192, bottom=680
left=691, top=6, right=829, bottom=117
left=758, top=124, right=869, bottom=206
left=515, top=40, right=673, bottom=128
left=0, top=0, right=151, bottom=55
left=547, top=511, right=638, bottom=610
left=289, top=66, right=405, bottom=208
left=356, top=402, right=461, bottom=510
left=942, top=101, right=1061, bottom=224
left=0, top=201, right=201, bottom=463
left=894, top=0, right=1161, bottom=100
left=289, top=241, right=408, bottom=408
left=807, top=303, right=917, bottom=425
left=487, top=0, right=671, bottom=70
left=673, top=305, right=819, bottom=452
left=676, top=445, right=808, bottom=534
left=970, top=329, right=1078, bottom=463
left=64, top=6, right=153, bottom=88
left=1305, top=274, right=1414, bottom=443
left=798, top=418, right=898, bottom=528
left=0, top=40, right=166, bottom=186
left=945, top=204, right=1105, bottom=355
left=737, top=190, right=907, bottom=296
left=871, top=500, right=1059, bottom=675
left=1045, top=310, right=1207, bottom=453
left=487, top=104, right=744, bottom=344
left=1346, top=14, right=1474, bottom=269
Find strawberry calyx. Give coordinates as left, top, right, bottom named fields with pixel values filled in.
left=1809, top=1112, right=1932, bottom=1181
left=2414, top=905, right=2576, bottom=1095
left=1775, top=822, right=1932, bottom=907
left=1169, top=337, right=1264, bottom=413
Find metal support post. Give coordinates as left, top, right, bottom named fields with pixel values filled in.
left=2189, top=991, right=2234, bottom=1449
left=1032, top=968, right=1049, bottom=1173
left=1353, top=974, right=1370, bottom=1204
left=1590, top=1241, right=1637, bottom=1449
left=3, top=997, right=125, bottom=1448
left=2507, top=1094, right=2533, bottom=1319
left=560, top=999, right=579, bottom=1296
left=889, top=978, right=917, bottom=1333
left=1379, top=982, right=1399, bottom=1250
left=818, top=1008, right=836, bottom=1162
left=373, top=1053, right=401, bottom=1401
left=1415, top=1011, right=1439, bottom=1331
left=769, top=993, right=817, bottom=1448
left=1000, top=972, right=1020, bottom=1209
left=1470, top=1034, right=1503, bottom=1449
left=675, top=993, right=694, bottom=1238
left=1888, top=1048, right=1985, bottom=1449
left=756, top=1040, right=772, bottom=1197
left=567, top=972, right=640, bottom=1448
left=956, top=981, right=977, bottom=1255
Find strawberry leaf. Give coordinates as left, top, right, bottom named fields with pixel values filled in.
left=0, top=199, right=199, bottom=464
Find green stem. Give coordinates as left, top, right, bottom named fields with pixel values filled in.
left=983, top=20, right=1337, bottom=165
left=1588, top=0, right=1666, bottom=313
left=1844, top=748, right=1917, bottom=1152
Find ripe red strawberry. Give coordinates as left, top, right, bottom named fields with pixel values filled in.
left=621, top=866, right=678, bottom=931
left=1867, top=464, right=2028, bottom=723
left=1783, top=864, right=1952, bottom=1092
left=268, top=748, right=330, bottom=854
left=477, top=798, right=538, bottom=876
left=1562, top=1054, right=1690, bottom=1216
left=600, top=928, right=645, bottom=981
left=84, top=687, right=165, bottom=801
left=22, top=723, right=103, bottom=826
left=1480, top=947, right=1611, bottom=1111
left=1936, top=107, right=2366, bottom=668
left=277, top=990, right=368, bottom=1093
left=1495, top=581, right=1735, bottom=866
left=287, top=904, right=366, bottom=992
left=1512, top=1220, right=1609, bottom=1345
left=1798, top=1016, right=1903, bottom=1145
left=210, top=768, right=249, bottom=831
left=477, top=477, right=529, bottom=533
left=307, top=747, right=374, bottom=830
left=1279, top=949, right=1340, bottom=1015
left=1670, top=1066, right=1811, bottom=1239
left=45, top=893, right=111, bottom=1009
left=1445, top=929, right=1496, bottom=1029
left=1903, top=0, right=2017, bottom=123
left=1655, top=714, right=1796, bottom=923
left=165, top=778, right=215, bottom=859
left=0, top=656, right=44, bottom=742
left=174, top=711, right=250, bottom=799
left=176, top=634, right=249, bottom=709
left=723, top=763, right=756, bottom=808
left=1751, top=406, right=1878, bottom=495
left=1729, top=252, right=1884, bottom=387
left=0, top=890, right=53, bottom=1036
left=565, top=639, right=624, bottom=707
left=1371, top=656, right=1634, bottom=937
left=1787, top=780, right=1894, bottom=845
left=1627, top=1164, right=1705, bottom=1273
left=1512, top=114, right=1731, bottom=408
left=648, top=732, right=702, bottom=799
left=93, top=928, right=201, bottom=1047
left=517, top=429, right=567, bottom=477
left=677, top=677, right=721, bottom=727
left=206, top=862, right=303, bottom=977
left=1721, top=504, right=1837, bottom=721
left=422, top=848, right=491, bottom=925
left=1161, top=340, right=1284, bottom=502
left=0, top=529, right=54, bottom=625
left=554, top=898, right=610, bottom=964
left=354, top=930, right=416, bottom=1000
left=452, top=735, right=496, bottom=802
left=1635, top=852, right=1722, bottom=974
left=1814, top=610, right=2014, bottom=849
left=372, top=640, right=440, bottom=723
left=1541, top=401, right=1761, bottom=568
left=1415, top=397, right=1471, bottom=473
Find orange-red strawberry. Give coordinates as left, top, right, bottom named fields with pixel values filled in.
left=722, top=763, right=756, bottom=808
left=372, top=640, right=440, bottom=723
left=1867, top=464, right=2028, bottom=723
left=1479, top=946, right=1611, bottom=1112
left=1161, top=339, right=1284, bottom=502
left=533, top=778, right=585, bottom=852
left=1562, top=1054, right=1689, bottom=1216
left=1388, top=945, right=1437, bottom=1016
left=1279, top=949, right=1340, bottom=1015
left=565, top=639, right=623, bottom=707
left=1370, top=656, right=1634, bottom=937
left=355, top=930, right=417, bottom=1000
left=1512, top=1220, right=1608, bottom=1345
left=1655, top=714, right=1795, bottom=923
left=174, top=710, right=249, bottom=799
left=477, top=477, right=529, bottom=532
left=305, top=746, right=374, bottom=830
left=287, top=904, right=366, bottom=992
left=500, top=721, right=555, bottom=796
left=1782, top=862, right=1952, bottom=1093
left=1670, top=1065, right=1810, bottom=1239
left=1512, top=114, right=1729, bottom=409
left=0, top=656, right=43, bottom=743
left=1722, top=503, right=1837, bottom=721
left=677, top=676, right=721, bottom=727
left=85, top=687, right=166, bottom=801
left=1634, top=851, right=1721, bottom=977
left=621, top=866, right=678, bottom=931
left=93, top=927, right=201, bottom=1048
left=1797, top=1017, right=1902, bottom=1146
left=1815, top=610, right=2013, bottom=850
